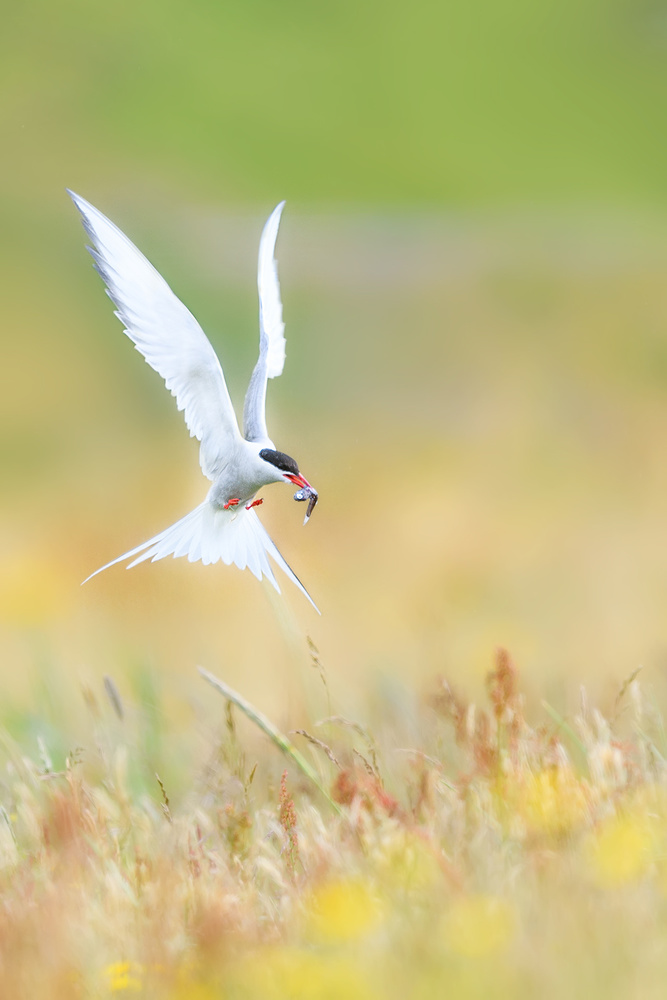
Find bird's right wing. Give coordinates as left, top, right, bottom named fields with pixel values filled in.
left=69, top=190, right=241, bottom=480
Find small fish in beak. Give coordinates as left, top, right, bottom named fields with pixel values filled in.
left=293, top=485, right=318, bottom=524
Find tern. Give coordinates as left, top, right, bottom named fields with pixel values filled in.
left=69, top=191, right=320, bottom=612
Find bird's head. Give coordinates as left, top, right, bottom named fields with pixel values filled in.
left=259, top=448, right=319, bottom=522
left=259, top=447, right=309, bottom=488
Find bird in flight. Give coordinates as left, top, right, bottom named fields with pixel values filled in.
left=69, top=191, right=320, bottom=612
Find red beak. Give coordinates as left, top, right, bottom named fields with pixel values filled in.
left=285, top=472, right=312, bottom=490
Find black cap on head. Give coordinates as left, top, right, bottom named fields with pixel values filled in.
left=259, top=448, right=300, bottom=475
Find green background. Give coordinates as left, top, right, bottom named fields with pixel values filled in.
left=4, top=0, right=667, bottom=207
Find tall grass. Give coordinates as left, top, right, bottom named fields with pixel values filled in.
left=0, top=649, right=665, bottom=997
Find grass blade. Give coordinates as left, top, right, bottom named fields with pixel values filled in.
left=198, top=667, right=341, bottom=815
left=541, top=699, right=587, bottom=762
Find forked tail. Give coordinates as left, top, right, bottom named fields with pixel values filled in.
left=83, top=501, right=320, bottom=613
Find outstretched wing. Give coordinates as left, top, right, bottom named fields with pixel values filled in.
left=69, top=190, right=242, bottom=480
left=242, top=201, right=286, bottom=443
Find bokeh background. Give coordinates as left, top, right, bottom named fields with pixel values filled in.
left=3, top=0, right=667, bottom=757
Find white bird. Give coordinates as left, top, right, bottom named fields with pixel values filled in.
left=69, top=191, right=320, bottom=612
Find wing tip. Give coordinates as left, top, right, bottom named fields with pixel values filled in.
left=67, top=188, right=87, bottom=213
left=263, top=201, right=286, bottom=241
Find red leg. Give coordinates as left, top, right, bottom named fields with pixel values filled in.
left=245, top=498, right=264, bottom=510
left=223, top=498, right=240, bottom=510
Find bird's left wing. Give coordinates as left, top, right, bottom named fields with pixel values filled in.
left=69, top=190, right=242, bottom=480
left=243, top=202, right=286, bottom=442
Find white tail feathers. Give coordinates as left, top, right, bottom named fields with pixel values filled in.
left=83, top=501, right=320, bottom=613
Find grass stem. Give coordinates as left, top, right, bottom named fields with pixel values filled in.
left=198, top=667, right=342, bottom=815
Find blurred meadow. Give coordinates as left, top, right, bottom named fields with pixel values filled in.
left=4, top=0, right=667, bottom=995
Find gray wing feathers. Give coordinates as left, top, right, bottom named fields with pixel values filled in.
left=69, top=190, right=241, bottom=480
left=243, top=201, right=286, bottom=442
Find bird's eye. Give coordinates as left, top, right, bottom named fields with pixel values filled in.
left=259, top=448, right=300, bottom=475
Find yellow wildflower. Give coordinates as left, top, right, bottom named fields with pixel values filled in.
left=230, top=947, right=378, bottom=1000
left=105, top=961, right=143, bottom=994
left=306, top=878, right=383, bottom=945
left=522, top=767, right=588, bottom=837
left=588, top=812, right=656, bottom=887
